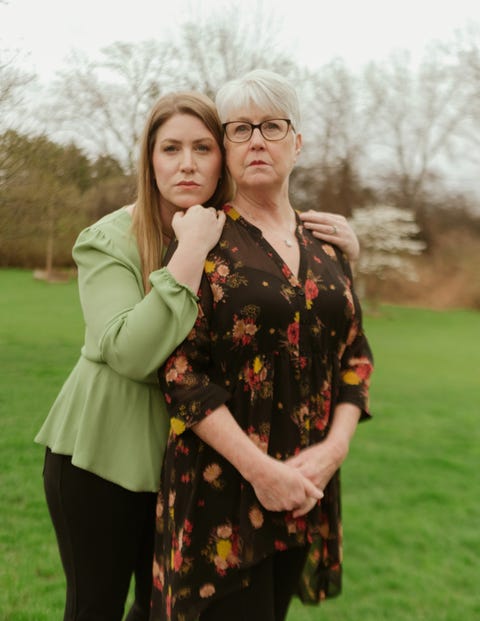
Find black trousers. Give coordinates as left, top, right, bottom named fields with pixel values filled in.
left=43, top=448, right=156, bottom=621
left=199, top=546, right=309, bottom=621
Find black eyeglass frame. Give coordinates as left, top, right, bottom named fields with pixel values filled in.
left=222, top=119, right=294, bottom=142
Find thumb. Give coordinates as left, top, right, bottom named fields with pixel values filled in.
left=214, top=211, right=226, bottom=230
left=303, top=477, right=323, bottom=500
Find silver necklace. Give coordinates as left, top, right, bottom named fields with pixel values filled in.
left=231, top=203, right=296, bottom=247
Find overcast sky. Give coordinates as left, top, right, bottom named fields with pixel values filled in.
left=2, top=0, right=480, bottom=81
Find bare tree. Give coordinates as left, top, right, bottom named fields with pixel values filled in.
left=0, top=51, right=32, bottom=112
left=44, top=40, right=179, bottom=173
left=38, top=4, right=298, bottom=175
left=448, top=23, right=480, bottom=181
left=169, top=1, right=298, bottom=97
left=301, top=61, right=379, bottom=171
left=289, top=61, right=381, bottom=214
left=366, top=45, right=472, bottom=208
left=0, top=45, right=36, bottom=188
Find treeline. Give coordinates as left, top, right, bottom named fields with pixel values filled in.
left=0, top=130, right=134, bottom=271
left=1, top=5, right=480, bottom=303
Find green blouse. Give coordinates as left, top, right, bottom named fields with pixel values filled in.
left=35, top=207, right=199, bottom=492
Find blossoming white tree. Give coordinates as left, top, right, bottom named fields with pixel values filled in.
left=349, top=204, right=426, bottom=306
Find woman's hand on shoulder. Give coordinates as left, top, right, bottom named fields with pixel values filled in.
left=299, top=210, right=360, bottom=262
left=172, top=204, right=226, bottom=254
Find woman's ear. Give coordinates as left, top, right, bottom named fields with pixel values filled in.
left=295, top=133, right=302, bottom=155
left=294, top=133, right=302, bottom=160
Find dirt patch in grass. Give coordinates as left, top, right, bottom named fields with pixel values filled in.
left=369, top=231, right=480, bottom=310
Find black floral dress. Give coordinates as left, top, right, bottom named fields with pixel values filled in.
left=150, top=204, right=374, bottom=621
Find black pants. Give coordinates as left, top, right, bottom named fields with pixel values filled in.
left=43, top=448, right=156, bottom=621
left=199, top=546, right=309, bottom=621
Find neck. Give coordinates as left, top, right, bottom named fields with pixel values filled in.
left=232, top=189, right=293, bottom=227
left=159, top=199, right=180, bottom=240
left=230, top=193, right=297, bottom=249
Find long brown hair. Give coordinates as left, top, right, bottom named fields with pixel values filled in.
left=132, top=91, right=233, bottom=292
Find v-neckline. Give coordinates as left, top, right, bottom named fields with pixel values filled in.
left=225, top=204, right=304, bottom=286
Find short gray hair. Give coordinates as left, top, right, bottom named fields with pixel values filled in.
left=215, top=69, right=301, bottom=131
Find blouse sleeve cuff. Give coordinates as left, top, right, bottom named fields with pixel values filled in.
left=149, top=267, right=199, bottom=301
left=167, top=384, right=232, bottom=436
left=336, top=389, right=372, bottom=422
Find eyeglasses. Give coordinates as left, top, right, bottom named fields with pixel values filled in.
left=223, top=119, right=293, bottom=143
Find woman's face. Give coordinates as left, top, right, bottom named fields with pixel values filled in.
left=223, top=104, right=302, bottom=192
left=152, top=113, right=223, bottom=212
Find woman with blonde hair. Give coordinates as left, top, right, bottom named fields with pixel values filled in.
left=36, top=91, right=229, bottom=621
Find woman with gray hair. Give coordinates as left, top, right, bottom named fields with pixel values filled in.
left=150, top=70, right=374, bottom=621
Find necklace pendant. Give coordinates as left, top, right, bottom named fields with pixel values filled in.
left=284, top=239, right=293, bottom=247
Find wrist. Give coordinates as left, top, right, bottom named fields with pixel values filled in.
left=175, top=239, right=209, bottom=261
left=239, top=449, right=271, bottom=486
left=323, top=435, right=350, bottom=470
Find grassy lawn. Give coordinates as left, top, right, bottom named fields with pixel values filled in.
left=1, top=268, right=479, bottom=620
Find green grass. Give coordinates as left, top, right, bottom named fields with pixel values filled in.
left=1, top=269, right=479, bottom=621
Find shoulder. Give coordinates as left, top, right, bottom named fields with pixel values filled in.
left=74, top=207, right=136, bottom=255
left=79, top=206, right=132, bottom=239
left=72, top=206, right=141, bottom=272
left=300, top=223, right=352, bottom=272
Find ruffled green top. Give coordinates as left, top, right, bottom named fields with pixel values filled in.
left=35, top=207, right=199, bottom=491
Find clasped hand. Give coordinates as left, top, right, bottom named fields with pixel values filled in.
left=249, top=454, right=323, bottom=519
left=250, top=440, right=345, bottom=518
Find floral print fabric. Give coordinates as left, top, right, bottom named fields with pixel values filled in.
left=150, top=204, right=374, bottom=621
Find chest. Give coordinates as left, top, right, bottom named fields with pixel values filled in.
left=203, top=240, right=355, bottom=353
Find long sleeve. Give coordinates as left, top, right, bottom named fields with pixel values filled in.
left=74, top=221, right=199, bottom=382
left=34, top=207, right=199, bottom=491
left=160, top=277, right=231, bottom=432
